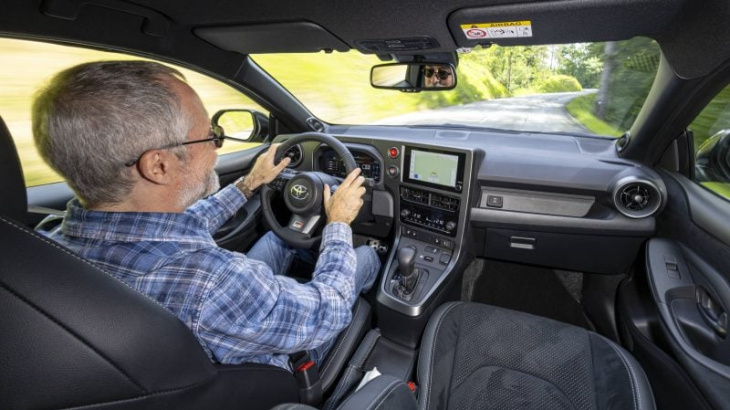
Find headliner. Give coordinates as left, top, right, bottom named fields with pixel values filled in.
left=1, top=0, right=729, bottom=79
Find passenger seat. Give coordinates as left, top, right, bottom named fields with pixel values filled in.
left=276, top=302, right=655, bottom=409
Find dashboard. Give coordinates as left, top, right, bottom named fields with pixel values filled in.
left=276, top=125, right=666, bottom=281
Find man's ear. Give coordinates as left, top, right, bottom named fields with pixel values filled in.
left=136, top=150, right=175, bottom=185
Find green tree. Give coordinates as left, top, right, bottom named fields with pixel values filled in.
left=557, top=44, right=602, bottom=88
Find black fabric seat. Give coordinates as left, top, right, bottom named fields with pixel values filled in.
left=0, top=115, right=370, bottom=409
left=418, top=302, right=655, bottom=410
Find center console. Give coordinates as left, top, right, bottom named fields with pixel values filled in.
left=377, top=144, right=475, bottom=323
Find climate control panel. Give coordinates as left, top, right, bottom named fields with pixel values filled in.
left=399, top=187, right=459, bottom=236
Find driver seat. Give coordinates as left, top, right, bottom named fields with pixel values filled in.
left=0, top=115, right=369, bottom=409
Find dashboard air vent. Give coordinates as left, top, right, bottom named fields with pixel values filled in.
left=430, top=193, right=460, bottom=212
left=283, top=144, right=303, bottom=167
left=401, top=187, right=429, bottom=205
left=612, top=177, right=663, bottom=218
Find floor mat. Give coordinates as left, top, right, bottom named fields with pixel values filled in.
left=470, top=259, right=593, bottom=330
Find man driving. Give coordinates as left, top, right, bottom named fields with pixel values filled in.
left=32, top=61, right=380, bottom=370
left=423, top=64, right=454, bottom=88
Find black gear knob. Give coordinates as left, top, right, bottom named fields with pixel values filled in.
left=397, top=246, right=417, bottom=278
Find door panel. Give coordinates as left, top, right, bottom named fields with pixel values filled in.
left=619, top=170, right=730, bottom=410
left=645, top=239, right=730, bottom=409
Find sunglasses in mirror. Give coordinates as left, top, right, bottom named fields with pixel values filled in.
left=424, top=69, right=452, bottom=80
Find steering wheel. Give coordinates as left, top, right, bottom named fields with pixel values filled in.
left=261, top=132, right=357, bottom=249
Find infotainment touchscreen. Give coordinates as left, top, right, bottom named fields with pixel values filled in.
left=403, top=147, right=465, bottom=192
left=408, top=150, right=458, bottom=188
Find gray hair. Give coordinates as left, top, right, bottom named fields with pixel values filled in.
left=33, top=60, right=193, bottom=207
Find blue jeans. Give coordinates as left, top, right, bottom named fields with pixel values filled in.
left=247, top=231, right=380, bottom=365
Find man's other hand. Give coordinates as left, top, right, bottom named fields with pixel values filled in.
left=242, top=143, right=292, bottom=192
left=324, top=168, right=366, bottom=225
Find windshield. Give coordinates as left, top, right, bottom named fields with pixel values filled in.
left=253, top=37, right=659, bottom=137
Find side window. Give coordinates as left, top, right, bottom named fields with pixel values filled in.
left=0, top=38, right=267, bottom=188
left=688, top=84, right=730, bottom=200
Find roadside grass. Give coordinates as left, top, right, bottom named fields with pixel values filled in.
left=565, top=93, right=623, bottom=137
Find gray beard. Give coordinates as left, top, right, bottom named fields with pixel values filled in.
left=178, top=167, right=220, bottom=210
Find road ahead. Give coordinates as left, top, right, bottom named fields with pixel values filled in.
left=376, top=90, right=596, bottom=134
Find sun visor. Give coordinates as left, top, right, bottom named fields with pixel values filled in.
left=195, top=21, right=349, bottom=54
left=448, top=0, right=683, bottom=47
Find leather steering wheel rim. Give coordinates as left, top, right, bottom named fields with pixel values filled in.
left=261, top=132, right=358, bottom=249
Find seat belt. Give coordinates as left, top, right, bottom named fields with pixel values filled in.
left=290, top=351, right=323, bottom=406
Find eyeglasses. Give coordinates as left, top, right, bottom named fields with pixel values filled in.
left=124, top=124, right=245, bottom=167
left=424, top=68, right=452, bottom=80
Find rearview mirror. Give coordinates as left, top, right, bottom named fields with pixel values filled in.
left=370, top=63, right=457, bottom=92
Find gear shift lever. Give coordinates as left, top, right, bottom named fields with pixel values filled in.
left=398, top=246, right=416, bottom=278
left=395, top=246, right=420, bottom=298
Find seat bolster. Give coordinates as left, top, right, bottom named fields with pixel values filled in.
left=0, top=116, right=28, bottom=223
left=590, top=333, right=656, bottom=410
left=336, top=375, right=417, bottom=410
left=417, top=302, right=462, bottom=410
left=320, top=297, right=372, bottom=393
left=271, top=376, right=417, bottom=410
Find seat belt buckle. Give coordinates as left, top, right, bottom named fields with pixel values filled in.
left=290, top=352, right=323, bottom=406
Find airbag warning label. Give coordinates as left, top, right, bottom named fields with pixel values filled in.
left=460, top=21, right=532, bottom=40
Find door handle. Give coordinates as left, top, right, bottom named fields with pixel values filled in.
left=696, top=287, right=728, bottom=338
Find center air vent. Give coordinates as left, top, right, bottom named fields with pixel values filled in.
left=612, top=176, right=663, bottom=218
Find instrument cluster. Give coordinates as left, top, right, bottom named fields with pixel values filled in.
left=318, top=149, right=381, bottom=181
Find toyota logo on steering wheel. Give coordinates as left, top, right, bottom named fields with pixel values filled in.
left=290, top=184, right=310, bottom=200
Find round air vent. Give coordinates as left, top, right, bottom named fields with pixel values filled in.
left=612, top=176, right=663, bottom=218
left=283, top=144, right=303, bottom=167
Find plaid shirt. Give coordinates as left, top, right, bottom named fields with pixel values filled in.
left=43, top=185, right=358, bottom=370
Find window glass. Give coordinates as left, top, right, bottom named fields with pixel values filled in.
left=0, top=38, right=266, bottom=187
left=689, top=85, right=730, bottom=200
left=254, top=37, right=659, bottom=138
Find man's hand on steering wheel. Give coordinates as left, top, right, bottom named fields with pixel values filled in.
left=238, top=144, right=291, bottom=198
left=324, top=168, right=366, bottom=225
left=260, top=132, right=361, bottom=248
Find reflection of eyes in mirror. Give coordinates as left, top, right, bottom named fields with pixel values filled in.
left=422, top=65, right=454, bottom=88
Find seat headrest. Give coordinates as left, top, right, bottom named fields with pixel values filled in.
left=0, top=116, right=28, bottom=222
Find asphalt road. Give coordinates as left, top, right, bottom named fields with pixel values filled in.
left=376, top=90, right=597, bottom=134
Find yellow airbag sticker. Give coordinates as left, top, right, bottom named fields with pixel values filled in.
left=460, top=21, right=533, bottom=40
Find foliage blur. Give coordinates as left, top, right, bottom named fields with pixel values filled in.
left=690, top=86, right=730, bottom=150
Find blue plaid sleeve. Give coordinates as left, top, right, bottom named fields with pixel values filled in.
left=196, top=223, right=358, bottom=362
left=186, top=184, right=246, bottom=234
